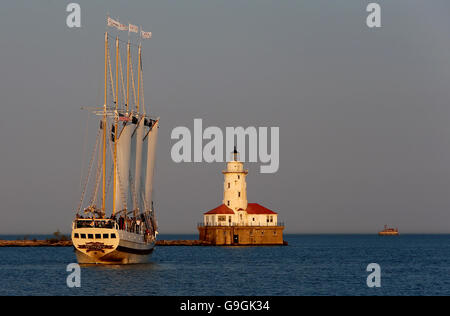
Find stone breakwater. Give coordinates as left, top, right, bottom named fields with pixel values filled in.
left=0, top=239, right=287, bottom=247
left=156, top=240, right=212, bottom=246
left=0, top=239, right=212, bottom=247
left=0, top=240, right=73, bottom=247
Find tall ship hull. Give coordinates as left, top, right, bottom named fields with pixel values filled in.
left=71, top=20, right=159, bottom=264
left=72, top=219, right=156, bottom=264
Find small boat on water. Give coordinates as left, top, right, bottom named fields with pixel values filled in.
left=71, top=18, right=159, bottom=264
left=378, top=225, right=399, bottom=236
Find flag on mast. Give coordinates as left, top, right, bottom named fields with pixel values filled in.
left=141, top=30, right=152, bottom=39
left=107, top=17, right=128, bottom=31
left=107, top=17, right=121, bottom=29
left=129, top=24, right=139, bottom=33
left=118, top=23, right=128, bottom=31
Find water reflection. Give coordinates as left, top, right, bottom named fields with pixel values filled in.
left=80, top=261, right=159, bottom=271
left=78, top=261, right=163, bottom=295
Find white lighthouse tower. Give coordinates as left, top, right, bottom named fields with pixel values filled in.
left=222, top=147, right=248, bottom=224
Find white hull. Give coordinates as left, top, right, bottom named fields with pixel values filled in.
left=74, top=247, right=153, bottom=265
left=72, top=220, right=155, bottom=265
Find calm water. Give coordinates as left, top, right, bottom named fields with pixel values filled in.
left=0, top=234, right=449, bottom=296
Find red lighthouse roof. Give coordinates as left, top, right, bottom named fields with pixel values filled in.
left=204, top=203, right=277, bottom=215
left=246, top=203, right=277, bottom=215
left=204, top=204, right=235, bottom=215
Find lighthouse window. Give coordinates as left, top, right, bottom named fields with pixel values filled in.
left=218, top=216, right=226, bottom=222
left=111, top=233, right=116, bottom=239
left=103, top=234, right=109, bottom=239
left=74, top=233, right=79, bottom=238
left=80, top=234, right=86, bottom=239
left=88, top=234, right=94, bottom=239
left=238, top=191, right=241, bottom=197
left=227, top=201, right=230, bottom=206
left=95, top=234, right=101, bottom=239
left=228, top=183, right=230, bottom=188
left=238, top=175, right=240, bottom=179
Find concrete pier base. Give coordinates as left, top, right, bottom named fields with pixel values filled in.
left=198, top=225, right=285, bottom=245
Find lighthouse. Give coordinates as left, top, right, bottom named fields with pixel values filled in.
left=198, top=147, right=284, bottom=245
left=223, top=147, right=248, bottom=224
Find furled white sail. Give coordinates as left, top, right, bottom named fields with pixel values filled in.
left=144, top=120, right=159, bottom=211
left=140, top=133, right=149, bottom=212
left=114, top=123, right=134, bottom=213
left=128, top=123, right=137, bottom=210
left=134, top=117, right=145, bottom=211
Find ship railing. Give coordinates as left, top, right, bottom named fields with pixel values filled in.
left=75, top=219, right=116, bottom=229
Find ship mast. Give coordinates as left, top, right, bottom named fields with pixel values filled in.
left=137, top=43, right=141, bottom=114
left=102, top=32, right=108, bottom=216
left=112, top=36, right=119, bottom=217
left=126, top=41, right=130, bottom=114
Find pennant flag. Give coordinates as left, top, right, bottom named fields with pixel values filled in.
left=118, top=23, right=128, bottom=31
left=141, top=30, right=152, bottom=39
left=129, top=24, right=139, bottom=33
left=107, top=17, right=121, bottom=29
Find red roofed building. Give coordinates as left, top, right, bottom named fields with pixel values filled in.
left=204, top=204, right=235, bottom=215
left=199, top=148, right=284, bottom=245
left=246, top=203, right=277, bottom=215
left=203, top=203, right=278, bottom=227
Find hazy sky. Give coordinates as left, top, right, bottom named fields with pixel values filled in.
left=1, top=0, right=450, bottom=234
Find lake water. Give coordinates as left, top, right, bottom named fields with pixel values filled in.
left=0, top=234, right=449, bottom=296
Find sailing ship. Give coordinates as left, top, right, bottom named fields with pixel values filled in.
left=71, top=20, right=159, bottom=264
